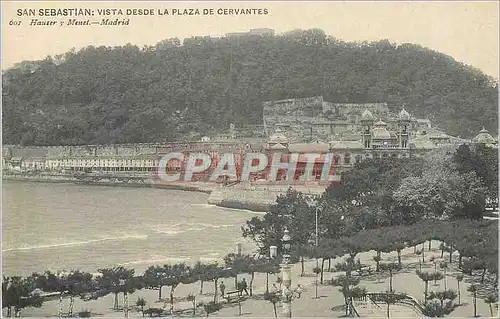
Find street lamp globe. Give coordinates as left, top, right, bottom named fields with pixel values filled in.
left=282, top=228, right=292, bottom=254
left=269, top=245, right=278, bottom=259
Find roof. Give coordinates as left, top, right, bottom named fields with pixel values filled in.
left=269, top=128, right=289, bottom=144
left=288, top=141, right=330, bottom=153
left=372, top=128, right=392, bottom=139
left=411, top=134, right=436, bottom=149
left=399, top=108, right=410, bottom=120
left=269, top=143, right=288, bottom=150
left=427, top=130, right=451, bottom=139
left=330, top=140, right=364, bottom=149
left=361, top=110, right=374, bottom=121
left=473, top=127, right=496, bottom=144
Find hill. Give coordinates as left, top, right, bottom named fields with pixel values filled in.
left=2, top=28, right=498, bottom=146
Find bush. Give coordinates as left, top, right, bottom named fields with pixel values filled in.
left=77, top=310, right=92, bottom=318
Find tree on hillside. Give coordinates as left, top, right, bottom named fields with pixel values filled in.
left=3, top=29, right=497, bottom=145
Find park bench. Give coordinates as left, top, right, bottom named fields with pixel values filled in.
left=356, top=265, right=373, bottom=276
left=224, top=290, right=241, bottom=302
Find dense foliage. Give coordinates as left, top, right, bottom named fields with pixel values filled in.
left=2, top=29, right=498, bottom=145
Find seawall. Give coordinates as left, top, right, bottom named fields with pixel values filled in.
left=207, top=188, right=277, bottom=212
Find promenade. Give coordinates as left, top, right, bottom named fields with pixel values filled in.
left=18, top=241, right=497, bottom=318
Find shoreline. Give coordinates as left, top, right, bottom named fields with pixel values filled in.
left=2, top=173, right=276, bottom=211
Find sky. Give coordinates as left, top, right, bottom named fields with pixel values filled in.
left=2, top=1, right=499, bottom=79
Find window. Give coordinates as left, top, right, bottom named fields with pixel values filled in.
left=344, top=154, right=351, bottom=165
left=334, top=156, right=340, bottom=165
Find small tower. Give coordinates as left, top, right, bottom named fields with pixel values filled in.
left=361, top=110, right=374, bottom=148
left=398, top=107, right=410, bottom=148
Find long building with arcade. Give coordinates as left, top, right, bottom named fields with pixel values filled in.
left=2, top=96, right=497, bottom=183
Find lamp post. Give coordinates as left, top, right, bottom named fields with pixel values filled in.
left=281, top=228, right=292, bottom=318
left=306, top=195, right=320, bottom=299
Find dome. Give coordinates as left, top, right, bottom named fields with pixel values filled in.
left=399, top=108, right=410, bottom=120
left=269, top=128, right=289, bottom=144
left=361, top=110, right=374, bottom=121
left=372, top=120, right=392, bottom=139
left=473, top=127, right=496, bottom=144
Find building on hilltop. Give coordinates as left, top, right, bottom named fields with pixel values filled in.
left=262, top=96, right=442, bottom=142
left=226, top=28, right=274, bottom=38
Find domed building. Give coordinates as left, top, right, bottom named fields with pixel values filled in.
left=266, top=128, right=289, bottom=149
left=399, top=108, right=410, bottom=121
left=361, top=109, right=374, bottom=121
left=473, top=127, right=497, bottom=146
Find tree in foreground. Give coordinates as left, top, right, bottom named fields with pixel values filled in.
left=379, top=263, right=401, bottom=292
left=467, top=284, right=479, bottom=317
left=187, top=294, right=196, bottom=316
left=263, top=291, right=280, bottom=318
left=377, top=291, right=408, bottom=318
left=455, top=274, right=464, bottom=305
left=330, top=275, right=361, bottom=316
left=2, top=276, right=43, bottom=317
left=136, top=297, right=146, bottom=317
left=416, top=271, right=433, bottom=304
left=484, top=294, right=498, bottom=318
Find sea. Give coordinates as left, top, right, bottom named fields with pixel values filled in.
left=1, top=181, right=262, bottom=277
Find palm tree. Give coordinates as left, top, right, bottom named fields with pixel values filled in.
left=439, top=262, right=448, bottom=290
left=377, top=292, right=407, bottom=318
left=484, top=294, right=498, bottom=318
left=373, top=254, right=381, bottom=272
left=467, top=284, right=478, bottom=317
left=136, top=298, right=146, bottom=317
left=432, top=272, right=444, bottom=286
left=416, top=270, right=432, bottom=304
left=416, top=251, right=423, bottom=271
left=380, top=263, right=401, bottom=292
left=331, top=275, right=361, bottom=316
left=456, top=274, right=464, bottom=305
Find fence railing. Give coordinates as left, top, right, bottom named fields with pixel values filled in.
left=353, top=292, right=424, bottom=316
